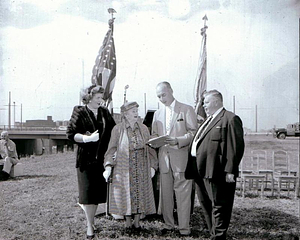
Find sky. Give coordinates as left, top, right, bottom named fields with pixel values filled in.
left=0, top=0, right=299, bottom=131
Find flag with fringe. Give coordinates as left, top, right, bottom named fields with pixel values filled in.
left=91, top=18, right=116, bottom=107
left=194, top=15, right=208, bottom=124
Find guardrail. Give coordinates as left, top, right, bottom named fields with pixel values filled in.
left=0, top=125, right=67, bottom=131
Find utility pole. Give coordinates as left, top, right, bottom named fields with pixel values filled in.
left=255, top=105, right=258, bottom=132
left=21, top=103, right=23, bottom=130
left=144, top=93, right=147, bottom=117
left=8, top=92, right=11, bottom=129
left=13, top=101, right=16, bottom=128
left=233, top=95, right=235, bottom=114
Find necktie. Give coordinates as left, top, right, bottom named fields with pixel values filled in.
left=195, top=115, right=213, bottom=140
left=166, top=106, right=172, bottom=134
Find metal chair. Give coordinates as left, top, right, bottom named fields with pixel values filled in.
left=272, top=150, right=298, bottom=198
left=240, top=155, right=266, bottom=198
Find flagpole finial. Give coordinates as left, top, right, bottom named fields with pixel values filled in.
left=108, top=8, right=117, bottom=19
left=201, top=14, right=208, bottom=36
left=124, top=85, right=129, bottom=104
left=108, top=8, right=117, bottom=29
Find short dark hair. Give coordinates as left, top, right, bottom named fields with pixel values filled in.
left=204, top=90, right=223, bottom=102
left=81, top=85, right=105, bottom=104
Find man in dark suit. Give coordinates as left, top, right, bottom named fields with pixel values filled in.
left=185, top=90, right=244, bottom=240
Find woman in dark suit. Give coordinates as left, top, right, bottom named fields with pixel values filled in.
left=67, top=85, right=115, bottom=239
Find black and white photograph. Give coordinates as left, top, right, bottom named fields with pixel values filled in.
left=0, top=0, right=299, bottom=239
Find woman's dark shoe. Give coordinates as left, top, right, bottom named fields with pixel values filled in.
left=86, top=234, right=95, bottom=239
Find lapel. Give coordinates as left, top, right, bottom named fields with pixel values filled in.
left=169, top=101, right=180, bottom=134
left=198, top=108, right=225, bottom=141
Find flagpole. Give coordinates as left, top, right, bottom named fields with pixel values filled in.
left=95, top=7, right=115, bottom=218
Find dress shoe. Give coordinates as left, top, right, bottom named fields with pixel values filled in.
left=0, top=171, right=9, bottom=181
left=125, top=227, right=132, bottom=234
left=132, top=225, right=142, bottom=233
left=161, top=228, right=174, bottom=235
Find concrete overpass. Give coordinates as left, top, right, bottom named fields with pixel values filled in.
left=8, top=130, right=67, bottom=140
left=4, top=130, right=73, bottom=157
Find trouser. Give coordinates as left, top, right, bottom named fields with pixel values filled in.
left=1, top=157, right=19, bottom=174
left=160, top=170, right=193, bottom=235
left=196, top=177, right=236, bottom=240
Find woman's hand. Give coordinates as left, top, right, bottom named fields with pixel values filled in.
left=103, top=166, right=112, bottom=182
left=151, top=168, right=155, bottom=178
left=82, top=130, right=99, bottom=143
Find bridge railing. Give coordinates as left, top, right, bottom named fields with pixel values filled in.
left=0, top=125, right=66, bottom=131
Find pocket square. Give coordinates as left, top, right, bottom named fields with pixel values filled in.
left=216, top=126, right=221, bottom=128
left=177, top=118, right=184, bottom=122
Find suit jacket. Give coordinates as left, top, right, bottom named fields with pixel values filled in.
left=0, top=139, right=18, bottom=159
left=152, top=100, right=197, bottom=173
left=185, top=108, right=244, bottom=181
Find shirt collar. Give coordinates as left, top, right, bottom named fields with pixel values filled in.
left=166, top=99, right=176, bottom=110
left=210, top=107, right=224, bottom=119
left=125, top=119, right=139, bottom=130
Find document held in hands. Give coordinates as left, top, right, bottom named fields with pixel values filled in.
left=146, top=135, right=168, bottom=148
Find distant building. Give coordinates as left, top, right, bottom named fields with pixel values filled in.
left=63, top=120, right=69, bottom=126
left=25, top=116, right=55, bottom=129
left=56, top=120, right=63, bottom=127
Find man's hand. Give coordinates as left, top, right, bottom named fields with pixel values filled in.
left=164, top=137, right=178, bottom=146
left=226, top=173, right=235, bottom=183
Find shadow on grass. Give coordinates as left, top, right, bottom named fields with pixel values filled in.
left=90, top=205, right=300, bottom=239
left=231, top=206, right=299, bottom=240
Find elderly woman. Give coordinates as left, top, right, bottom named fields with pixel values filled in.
left=103, top=101, right=158, bottom=232
left=67, top=85, right=115, bottom=239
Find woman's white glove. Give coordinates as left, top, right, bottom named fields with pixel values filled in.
left=103, top=166, right=112, bottom=182
left=151, top=168, right=155, bottom=178
left=82, top=130, right=99, bottom=143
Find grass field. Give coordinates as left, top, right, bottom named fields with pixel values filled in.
left=0, top=135, right=299, bottom=240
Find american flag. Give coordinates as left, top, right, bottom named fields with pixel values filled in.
left=194, top=15, right=208, bottom=124
left=91, top=19, right=116, bottom=105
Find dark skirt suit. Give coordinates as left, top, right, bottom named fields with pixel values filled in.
left=67, top=105, right=115, bottom=204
